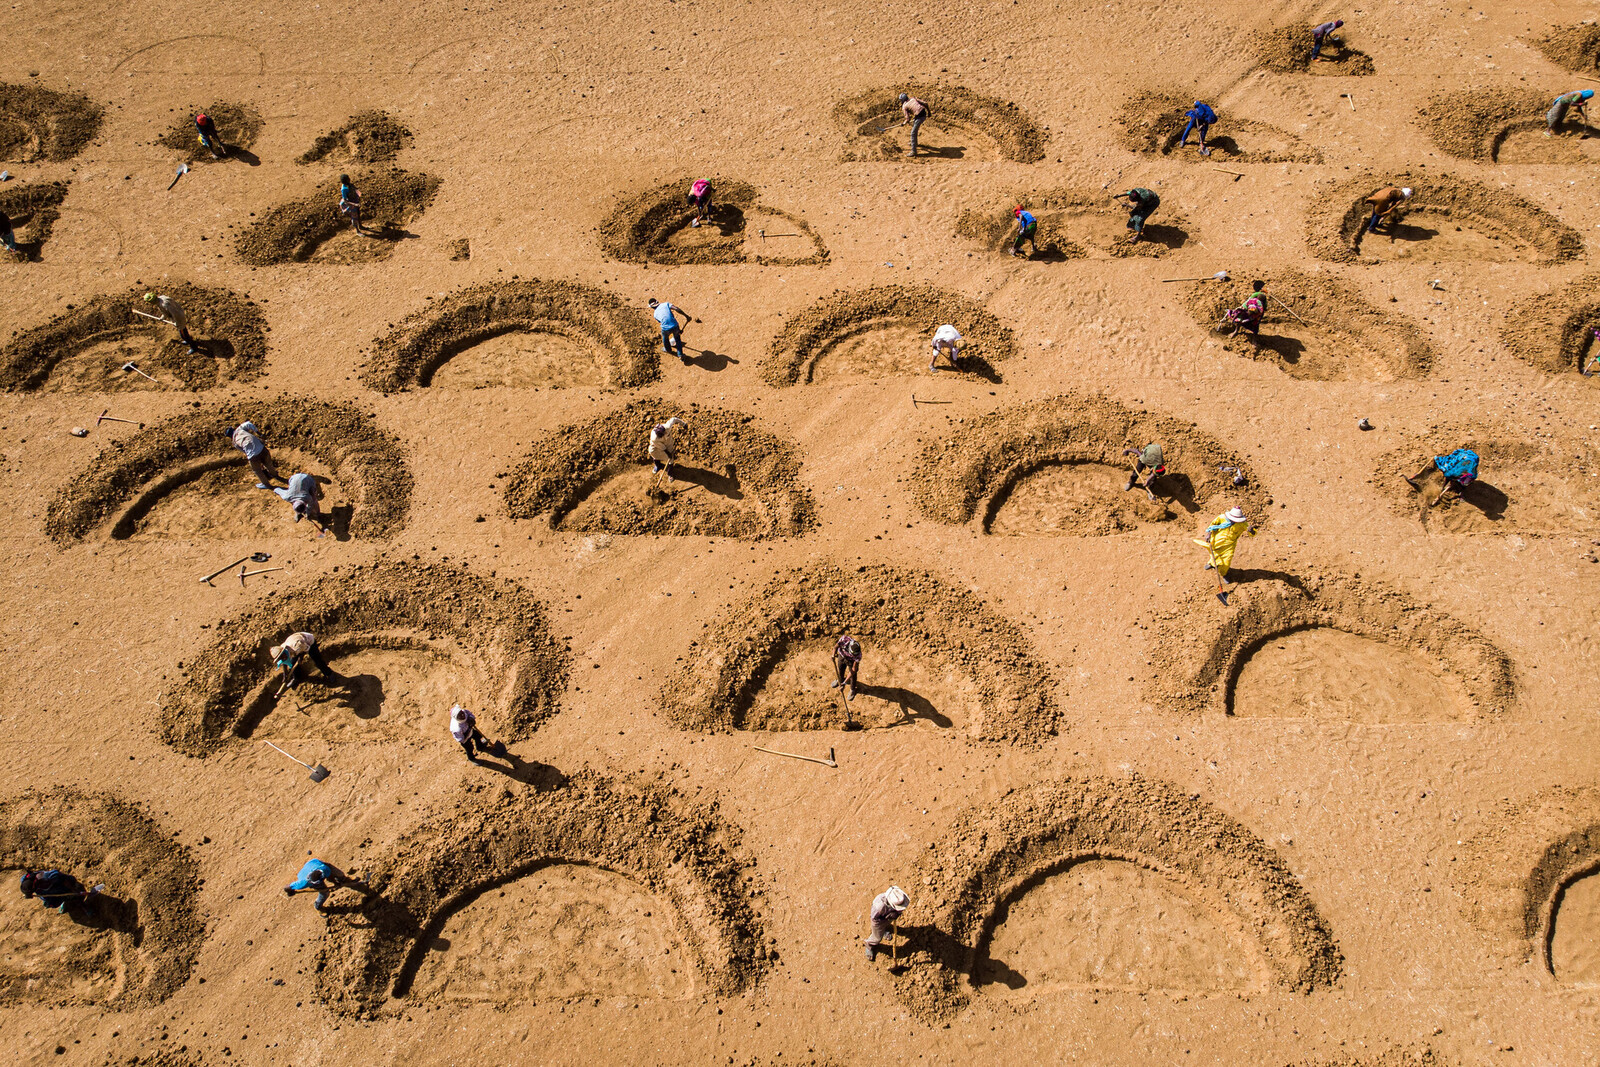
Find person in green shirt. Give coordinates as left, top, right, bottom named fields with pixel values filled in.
left=1116, top=188, right=1160, bottom=243
left=1547, top=89, right=1593, bottom=136
left=1123, top=443, right=1166, bottom=501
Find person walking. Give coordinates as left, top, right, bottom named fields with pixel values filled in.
left=898, top=92, right=929, bottom=157
left=283, top=858, right=364, bottom=912
left=0, top=209, right=19, bottom=254
left=832, top=635, right=862, bottom=701
left=1195, top=506, right=1257, bottom=604
left=1547, top=89, right=1593, bottom=136
left=649, top=415, right=688, bottom=483
left=1405, top=448, right=1479, bottom=506
left=1365, top=186, right=1411, bottom=232
left=864, top=885, right=910, bottom=961
left=274, top=472, right=330, bottom=534
left=1123, top=442, right=1166, bottom=501
left=929, top=324, right=963, bottom=372
left=648, top=298, right=691, bottom=363
left=1010, top=205, right=1038, bottom=258
left=1310, top=19, right=1344, bottom=61
left=194, top=112, right=227, bottom=159
left=337, top=174, right=367, bottom=235
left=142, top=292, right=200, bottom=354
left=226, top=420, right=280, bottom=488
left=19, top=869, right=98, bottom=913
left=686, top=179, right=713, bottom=226
left=1178, top=101, right=1216, bottom=152
left=448, top=704, right=502, bottom=760
left=271, top=631, right=336, bottom=691
left=1117, top=188, right=1160, bottom=243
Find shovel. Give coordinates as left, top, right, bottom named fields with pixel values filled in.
left=167, top=163, right=188, bottom=191
left=1161, top=270, right=1229, bottom=283
left=261, top=740, right=331, bottom=783
left=200, top=551, right=270, bottom=585
left=888, top=922, right=906, bottom=974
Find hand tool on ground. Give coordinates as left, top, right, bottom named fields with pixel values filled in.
left=1161, top=270, right=1229, bottom=283
left=261, top=740, right=331, bottom=782
left=910, top=393, right=953, bottom=407
left=96, top=408, right=144, bottom=427
left=758, top=228, right=800, bottom=239
left=200, top=551, right=271, bottom=585
left=122, top=361, right=159, bottom=383
left=239, top=565, right=283, bottom=585
left=167, top=163, right=188, bottom=191
left=838, top=681, right=862, bottom=731
left=1213, top=166, right=1245, bottom=180
left=1343, top=93, right=1356, bottom=111
left=1268, top=293, right=1309, bottom=325
left=1199, top=146, right=1212, bottom=156
left=751, top=745, right=838, bottom=768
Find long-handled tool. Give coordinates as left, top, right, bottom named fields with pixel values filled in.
left=1269, top=294, right=1309, bottom=326
left=130, top=307, right=171, bottom=325
left=751, top=745, right=838, bottom=768
left=167, top=163, right=189, bottom=191
left=96, top=408, right=144, bottom=428
left=838, top=681, right=862, bottom=731
left=122, top=361, right=159, bottom=383
left=758, top=228, right=801, bottom=239
left=200, top=551, right=271, bottom=585
left=261, top=740, right=330, bottom=783
left=1161, top=270, right=1230, bottom=283
left=1213, top=166, right=1245, bottom=180
left=1343, top=92, right=1356, bottom=112
left=239, top=565, right=283, bottom=586
left=888, top=921, right=905, bottom=974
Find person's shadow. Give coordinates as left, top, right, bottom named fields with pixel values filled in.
left=894, top=921, right=1026, bottom=989
left=1379, top=221, right=1440, bottom=245
left=948, top=355, right=1002, bottom=384
left=61, top=892, right=137, bottom=933
left=672, top=463, right=744, bottom=500
left=223, top=145, right=262, bottom=167
left=469, top=744, right=566, bottom=789
left=1156, top=471, right=1202, bottom=514
left=913, top=144, right=967, bottom=159
left=1221, top=567, right=1309, bottom=594
left=1254, top=331, right=1309, bottom=365
left=1456, top=479, right=1509, bottom=521
left=1137, top=223, right=1189, bottom=250
left=683, top=348, right=737, bottom=371
left=863, top=685, right=953, bottom=729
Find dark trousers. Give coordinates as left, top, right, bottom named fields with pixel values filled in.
left=1012, top=223, right=1037, bottom=254
left=1367, top=206, right=1387, bottom=232
left=1310, top=37, right=1325, bottom=60
left=909, top=113, right=925, bottom=154
left=287, top=646, right=334, bottom=688
left=833, top=654, right=859, bottom=688
left=0, top=221, right=16, bottom=252
left=458, top=727, right=494, bottom=759
left=1180, top=119, right=1209, bottom=146
left=660, top=326, right=684, bottom=357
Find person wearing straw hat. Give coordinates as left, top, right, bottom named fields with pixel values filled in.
left=865, top=885, right=910, bottom=960
left=832, top=635, right=863, bottom=701
left=449, top=704, right=503, bottom=761
left=225, top=420, right=281, bottom=488
left=142, top=292, right=199, bottom=354
left=283, top=857, right=365, bottom=912
left=271, top=631, right=336, bottom=692
left=1547, top=89, right=1594, bottom=136
left=1364, top=186, right=1411, bottom=233
left=1195, top=506, right=1258, bottom=604
left=1009, top=205, right=1039, bottom=258
left=929, top=324, right=964, bottom=372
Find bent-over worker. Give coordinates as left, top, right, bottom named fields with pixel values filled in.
left=1365, top=186, right=1411, bottom=233
left=832, top=635, right=862, bottom=701
left=19, top=869, right=96, bottom=913
left=449, top=704, right=501, bottom=760
left=1548, top=89, right=1594, bottom=136
left=1195, top=506, right=1257, bottom=605
left=1117, top=188, right=1159, bottom=243
left=274, top=472, right=329, bottom=534
left=865, top=885, right=910, bottom=961
left=142, top=292, right=199, bottom=354
left=1405, top=448, right=1479, bottom=506
left=649, top=416, right=687, bottom=481
left=898, top=92, right=929, bottom=157
left=283, top=858, right=364, bottom=912
left=1310, top=19, right=1344, bottom=61
left=1123, top=442, right=1166, bottom=501
left=271, top=631, right=335, bottom=692
left=929, top=324, right=963, bottom=372
left=226, top=420, right=280, bottom=487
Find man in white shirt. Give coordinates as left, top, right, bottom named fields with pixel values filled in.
left=929, top=324, right=963, bottom=372
left=271, top=631, right=335, bottom=691
left=142, top=292, right=199, bottom=354
left=225, top=420, right=280, bottom=488
left=649, top=416, right=688, bottom=484
left=864, top=885, right=910, bottom=960
left=449, top=704, right=501, bottom=760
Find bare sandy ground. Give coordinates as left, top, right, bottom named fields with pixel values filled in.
left=3, top=1, right=1600, bottom=1064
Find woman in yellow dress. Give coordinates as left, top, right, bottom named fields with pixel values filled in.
left=1194, top=506, right=1257, bottom=604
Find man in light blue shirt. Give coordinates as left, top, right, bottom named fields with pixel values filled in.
left=283, top=858, right=361, bottom=911
left=648, top=297, right=691, bottom=362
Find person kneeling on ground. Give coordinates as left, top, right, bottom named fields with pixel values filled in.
left=1123, top=442, right=1166, bottom=501
left=449, top=704, right=503, bottom=760
left=20, top=869, right=97, bottom=913
left=274, top=472, right=330, bottom=536
left=686, top=179, right=713, bottom=226
left=1547, top=89, right=1593, bottom=137
left=225, top=420, right=280, bottom=488
left=271, top=631, right=336, bottom=692
left=283, top=858, right=365, bottom=912
left=1224, top=281, right=1267, bottom=338
left=929, top=324, right=963, bottom=372
left=832, top=635, right=862, bottom=701
left=1405, top=448, right=1479, bottom=506
left=1117, top=188, right=1159, bottom=243
left=864, top=885, right=910, bottom=961
left=1365, top=186, right=1411, bottom=233
left=1010, top=205, right=1038, bottom=258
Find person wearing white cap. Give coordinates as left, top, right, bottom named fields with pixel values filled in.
left=271, top=631, right=335, bottom=692
left=648, top=415, right=688, bottom=489
left=865, top=885, right=910, bottom=961
left=1194, top=506, right=1258, bottom=605
left=448, top=704, right=501, bottom=761
left=1547, top=89, right=1594, bottom=136
left=929, top=324, right=963, bottom=372
left=1364, top=186, right=1411, bottom=234
left=225, top=420, right=280, bottom=488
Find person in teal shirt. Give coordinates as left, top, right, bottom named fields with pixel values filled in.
left=1010, top=206, right=1038, bottom=258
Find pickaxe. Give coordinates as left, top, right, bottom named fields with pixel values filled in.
left=758, top=228, right=800, bottom=239
left=239, top=565, right=283, bottom=586
left=96, top=409, right=143, bottom=427
left=167, top=163, right=189, bottom=191
left=200, top=551, right=271, bottom=585
left=122, top=361, right=159, bottom=383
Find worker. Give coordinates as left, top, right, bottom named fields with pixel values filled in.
left=273, top=472, right=330, bottom=534
left=864, top=885, right=910, bottom=961
left=142, top=292, right=199, bottom=355
left=898, top=92, right=930, bottom=157
left=649, top=415, right=688, bottom=481
left=648, top=297, right=691, bottom=362
left=194, top=112, right=227, bottom=159
left=1365, top=186, right=1412, bottom=233
left=1123, top=442, right=1166, bottom=501
left=1587, top=328, right=1600, bottom=377
left=1547, top=89, right=1594, bottom=136
left=1310, top=19, right=1344, bottom=61
left=686, top=179, right=713, bottom=227
left=1117, top=188, right=1160, bottom=243
left=270, top=631, right=336, bottom=692
left=449, top=704, right=502, bottom=760
left=1405, top=448, right=1479, bottom=506
left=1178, top=101, right=1216, bottom=151
left=225, top=420, right=280, bottom=488
left=283, top=858, right=363, bottom=912
left=0, top=209, right=18, bottom=254
left=1009, top=205, right=1039, bottom=258
left=832, top=635, right=862, bottom=701
left=337, top=174, right=366, bottom=235
left=1223, top=280, right=1268, bottom=338
left=1195, top=506, right=1257, bottom=605
left=929, top=324, right=963, bottom=372
left=19, top=869, right=97, bottom=914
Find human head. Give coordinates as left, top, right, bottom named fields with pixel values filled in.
left=1333, top=19, right=1343, bottom=28
left=19, top=870, right=37, bottom=897
left=451, top=704, right=468, bottom=723
left=898, top=93, right=909, bottom=103
left=1584, top=90, right=1596, bottom=101
left=1251, top=279, right=1265, bottom=292
left=1194, top=100, right=1204, bottom=109
left=1400, top=187, right=1413, bottom=199
left=845, top=637, right=861, bottom=657
left=269, top=645, right=284, bottom=660
left=648, top=298, right=660, bottom=308
left=1013, top=205, right=1023, bottom=218
left=1225, top=507, right=1247, bottom=523
left=651, top=424, right=667, bottom=438
left=338, top=174, right=351, bottom=186
left=143, top=292, right=156, bottom=304
left=885, top=885, right=909, bottom=910
left=292, top=500, right=308, bottom=522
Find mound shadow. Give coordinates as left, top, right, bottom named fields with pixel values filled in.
left=833, top=84, right=1047, bottom=163
left=910, top=392, right=1268, bottom=536
left=44, top=397, right=412, bottom=545
left=1181, top=269, right=1434, bottom=381
left=1116, top=91, right=1321, bottom=164
left=1254, top=26, right=1375, bottom=75
left=657, top=562, right=1058, bottom=743
left=156, top=102, right=262, bottom=163
left=762, top=284, right=1015, bottom=386
left=1500, top=270, right=1600, bottom=378
left=0, top=180, right=68, bottom=261
left=0, top=790, right=201, bottom=1009
left=881, top=775, right=1342, bottom=1021
left=298, top=110, right=412, bottom=165
left=1, top=281, right=267, bottom=392
left=363, top=279, right=659, bottom=393
left=599, top=177, right=827, bottom=266
left=160, top=562, right=567, bottom=757
left=1306, top=170, right=1582, bottom=265
left=236, top=168, right=440, bottom=265
left=0, top=81, right=103, bottom=162
left=1145, top=571, right=1514, bottom=721
left=313, top=771, right=767, bottom=1016
left=957, top=189, right=1192, bottom=260
left=504, top=398, right=814, bottom=540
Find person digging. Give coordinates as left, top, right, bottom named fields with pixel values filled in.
left=929, top=324, right=964, bottom=372
left=283, top=857, right=369, bottom=912
left=1405, top=448, right=1479, bottom=507
left=648, top=415, right=688, bottom=495
left=20, top=869, right=100, bottom=914
left=1364, top=186, right=1411, bottom=234
left=864, top=885, right=910, bottom=962
left=1123, top=442, right=1166, bottom=501
left=897, top=92, right=930, bottom=157
left=274, top=472, right=331, bottom=536
left=1310, top=19, right=1344, bottom=62
left=1223, top=280, right=1267, bottom=340
left=1547, top=89, right=1594, bottom=137
left=226, top=420, right=281, bottom=488
left=271, top=631, right=338, bottom=693
left=195, top=111, right=228, bottom=159
left=1116, top=188, right=1159, bottom=244
left=449, top=704, right=505, bottom=761
left=142, top=291, right=201, bottom=355
left=1010, top=205, right=1039, bottom=258
left=1195, top=506, right=1257, bottom=606
left=686, top=178, right=713, bottom=226
left=1178, top=101, right=1216, bottom=153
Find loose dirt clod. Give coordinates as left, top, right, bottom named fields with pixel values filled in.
left=1145, top=571, right=1515, bottom=718
left=599, top=177, right=827, bottom=265
left=363, top=279, right=659, bottom=392
left=235, top=168, right=440, bottom=265
left=956, top=188, right=1192, bottom=260
left=1417, top=88, right=1580, bottom=162
left=1180, top=269, right=1434, bottom=380
left=1499, top=270, right=1600, bottom=376
left=44, top=397, right=412, bottom=544
left=1254, top=26, right=1375, bottom=75
left=1529, top=24, right=1600, bottom=73
left=505, top=398, right=814, bottom=540
left=0, top=80, right=104, bottom=161
left=1116, top=91, right=1321, bottom=164
left=763, top=284, right=1015, bottom=385
left=1286, top=1048, right=1454, bottom=1067
left=314, top=771, right=767, bottom=1017
left=833, top=85, right=1047, bottom=163
left=159, top=561, right=567, bottom=756
left=0, top=178, right=67, bottom=259
left=910, top=392, right=1268, bottom=533
left=0, top=790, right=201, bottom=1009
left=0, top=281, right=268, bottom=391
left=884, top=775, right=1342, bottom=1020
left=156, top=102, right=262, bottom=160
left=657, top=561, right=1059, bottom=742
left=296, top=109, right=412, bottom=165
left=1304, top=170, right=1582, bottom=265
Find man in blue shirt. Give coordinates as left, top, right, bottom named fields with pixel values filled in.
left=20, top=869, right=98, bottom=913
left=283, top=858, right=363, bottom=911
left=648, top=297, right=691, bottom=363
left=1178, top=102, right=1215, bottom=152
left=1010, top=206, right=1038, bottom=258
